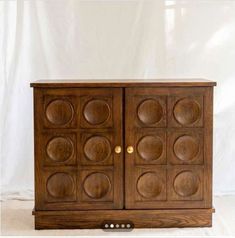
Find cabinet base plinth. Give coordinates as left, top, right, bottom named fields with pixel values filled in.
left=34, top=208, right=215, bottom=229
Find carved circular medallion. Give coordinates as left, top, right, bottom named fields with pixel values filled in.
left=46, top=99, right=73, bottom=125
left=174, top=135, right=199, bottom=161
left=84, top=136, right=111, bottom=162
left=137, top=172, right=163, bottom=198
left=173, top=98, right=201, bottom=125
left=83, top=172, right=111, bottom=199
left=137, top=99, right=163, bottom=125
left=174, top=171, right=199, bottom=197
left=47, top=172, right=74, bottom=198
left=83, top=99, right=110, bottom=125
left=137, top=135, right=163, bottom=161
left=46, top=137, right=74, bottom=162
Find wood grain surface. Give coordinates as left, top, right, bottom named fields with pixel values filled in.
left=32, top=80, right=215, bottom=229
left=34, top=208, right=215, bottom=229
left=31, top=79, right=216, bottom=88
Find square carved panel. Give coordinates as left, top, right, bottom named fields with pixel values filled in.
left=134, top=129, right=166, bottom=165
left=168, top=95, right=204, bottom=128
left=43, top=95, right=78, bottom=129
left=134, top=166, right=166, bottom=202
left=80, top=132, right=113, bottom=165
left=44, top=169, right=77, bottom=203
left=168, top=129, right=204, bottom=165
left=134, top=96, right=167, bottom=128
left=80, top=96, right=113, bottom=129
left=168, top=166, right=204, bottom=201
left=42, top=132, right=77, bottom=166
left=80, top=169, right=114, bottom=202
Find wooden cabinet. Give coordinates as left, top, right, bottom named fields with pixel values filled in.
left=31, top=79, right=216, bottom=229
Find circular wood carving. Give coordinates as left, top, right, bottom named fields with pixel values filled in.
left=137, top=99, right=163, bottom=125
left=173, top=98, right=201, bottom=125
left=46, top=99, right=73, bottom=125
left=174, top=135, right=199, bottom=161
left=137, top=172, right=163, bottom=198
left=83, top=172, right=111, bottom=199
left=137, top=135, right=163, bottom=161
left=84, top=136, right=111, bottom=162
left=47, top=172, right=74, bottom=198
left=83, top=99, right=110, bottom=125
left=46, top=137, right=74, bottom=162
left=173, top=171, right=199, bottom=197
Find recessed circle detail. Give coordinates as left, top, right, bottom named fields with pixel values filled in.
left=174, top=135, right=200, bottom=161
left=83, top=99, right=110, bottom=125
left=137, top=135, right=163, bottom=161
left=84, top=136, right=111, bottom=162
left=46, top=137, right=74, bottom=162
left=83, top=173, right=111, bottom=199
left=137, top=99, right=163, bottom=125
left=137, top=172, right=162, bottom=198
left=173, top=98, right=201, bottom=125
left=46, top=99, right=73, bottom=125
left=174, top=171, right=199, bottom=197
left=47, top=172, right=74, bottom=198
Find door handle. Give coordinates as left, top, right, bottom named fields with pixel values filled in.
left=126, top=146, right=134, bottom=154
left=115, top=146, right=122, bottom=154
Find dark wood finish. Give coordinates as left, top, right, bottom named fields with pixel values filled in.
left=34, top=208, right=215, bottom=229
left=30, top=79, right=216, bottom=88
left=34, top=88, right=123, bottom=210
left=125, top=87, right=213, bottom=209
left=31, top=79, right=215, bottom=229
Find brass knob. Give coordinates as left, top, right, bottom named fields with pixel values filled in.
left=115, top=146, right=122, bottom=154
left=127, top=146, right=134, bottom=154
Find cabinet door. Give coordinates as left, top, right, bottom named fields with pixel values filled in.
left=125, top=87, right=212, bottom=209
left=34, top=88, right=123, bottom=210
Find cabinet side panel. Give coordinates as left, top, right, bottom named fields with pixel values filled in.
left=34, top=88, right=44, bottom=210
left=203, top=87, right=213, bottom=208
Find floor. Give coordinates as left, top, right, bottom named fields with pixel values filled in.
left=1, top=196, right=235, bottom=236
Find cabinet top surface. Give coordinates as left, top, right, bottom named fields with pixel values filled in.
left=30, top=79, right=216, bottom=88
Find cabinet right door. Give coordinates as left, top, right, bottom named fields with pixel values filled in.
left=125, top=87, right=213, bottom=209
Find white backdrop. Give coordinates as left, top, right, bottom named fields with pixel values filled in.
left=1, top=0, right=235, bottom=200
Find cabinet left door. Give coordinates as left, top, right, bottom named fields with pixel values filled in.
left=33, top=87, right=123, bottom=210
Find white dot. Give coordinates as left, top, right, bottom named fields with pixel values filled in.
left=110, top=224, right=114, bottom=228
left=105, top=224, right=109, bottom=228
left=126, top=224, right=131, bottom=228
left=121, top=224, right=125, bottom=228
left=115, top=224, right=119, bottom=228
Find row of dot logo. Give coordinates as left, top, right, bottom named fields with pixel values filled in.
left=102, top=222, right=133, bottom=231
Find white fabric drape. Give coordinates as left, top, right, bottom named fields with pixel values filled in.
left=1, top=0, right=235, bottom=200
